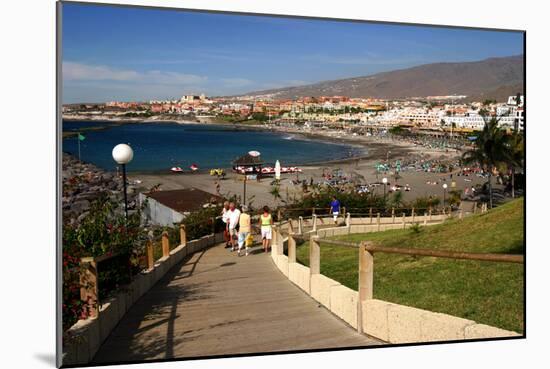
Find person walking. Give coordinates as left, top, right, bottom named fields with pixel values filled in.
left=259, top=206, right=273, bottom=253
left=227, top=202, right=241, bottom=251
left=237, top=204, right=252, bottom=256
left=221, top=201, right=230, bottom=245
left=330, top=195, right=341, bottom=224
left=221, top=201, right=231, bottom=248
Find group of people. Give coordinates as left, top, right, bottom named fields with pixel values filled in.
left=221, top=202, right=274, bottom=257
left=219, top=196, right=342, bottom=256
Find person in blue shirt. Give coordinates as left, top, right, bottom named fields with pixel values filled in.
left=330, top=196, right=341, bottom=224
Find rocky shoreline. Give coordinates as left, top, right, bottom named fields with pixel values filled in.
left=62, top=153, right=139, bottom=225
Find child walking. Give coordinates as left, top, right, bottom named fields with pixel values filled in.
left=237, top=204, right=251, bottom=256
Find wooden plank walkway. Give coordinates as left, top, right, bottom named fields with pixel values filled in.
left=92, top=243, right=381, bottom=364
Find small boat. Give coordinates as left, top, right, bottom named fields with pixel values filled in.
left=190, top=164, right=199, bottom=171
left=171, top=167, right=184, bottom=173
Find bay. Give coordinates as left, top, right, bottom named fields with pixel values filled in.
left=62, top=120, right=363, bottom=172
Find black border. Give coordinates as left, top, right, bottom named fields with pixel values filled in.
left=56, top=1, right=527, bottom=368
left=56, top=2, right=63, bottom=367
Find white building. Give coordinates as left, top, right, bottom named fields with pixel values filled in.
left=443, top=101, right=524, bottom=131
left=180, top=94, right=207, bottom=103
left=374, top=107, right=444, bottom=127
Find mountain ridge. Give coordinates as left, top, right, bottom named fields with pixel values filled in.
left=237, top=55, right=524, bottom=101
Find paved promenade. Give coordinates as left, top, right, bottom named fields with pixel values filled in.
left=92, top=243, right=380, bottom=364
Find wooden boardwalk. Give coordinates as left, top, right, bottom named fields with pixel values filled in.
left=92, top=243, right=381, bottom=364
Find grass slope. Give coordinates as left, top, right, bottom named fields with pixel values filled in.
left=295, top=198, right=524, bottom=332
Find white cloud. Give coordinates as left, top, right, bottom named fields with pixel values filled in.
left=145, top=70, right=207, bottom=85
left=64, top=62, right=140, bottom=81
left=260, top=79, right=310, bottom=89
left=220, top=78, right=255, bottom=88
left=62, top=62, right=312, bottom=102
left=63, top=62, right=208, bottom=85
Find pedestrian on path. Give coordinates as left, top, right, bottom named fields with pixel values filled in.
left=237, top=204, right=252, bottom=256
left=259, top=206, right=273, bottom=253
left=221, top=201, right=231, bottom=248
left=227, top=202, right=241, bottom=251
left=330, top=195, right=341, bottom=224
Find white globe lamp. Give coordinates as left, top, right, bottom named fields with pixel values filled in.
left=112, top=143, right=134, bottom=219
left=112, top=143, right=134, bottom=165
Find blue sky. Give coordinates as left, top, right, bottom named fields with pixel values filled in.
left=62, top=3, right=524, bottom=103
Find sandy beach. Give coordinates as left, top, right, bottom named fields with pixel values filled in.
left=65, top=115, right=491, bottom=209
left=128, top=135, right=488, bottom=209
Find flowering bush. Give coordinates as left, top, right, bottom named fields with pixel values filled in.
left=62, top=251, right=87, bottom=330
left=62, top=195, right=147, bottom=330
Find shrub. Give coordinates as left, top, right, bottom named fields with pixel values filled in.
left=180, top=205, right=223, bottom=240
left=62, top=195, right=147, bottom=330
left=287, top=187, right=386, bottom=217
left=409, top=222, right=422, bottom=234
left=410, top=196, right=441, bottom=210
left=448, top=190, right=462, bottom=207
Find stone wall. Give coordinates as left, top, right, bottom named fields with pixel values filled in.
left=272, top=224, right=520, bottom=344
left=62, top=231, right=223, bottom=366
left=361, top=299, right=519, bottom=343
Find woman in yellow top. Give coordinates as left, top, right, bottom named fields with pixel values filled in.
left=237, top=204, right=252, bottom=256
left=259, top=206, right=273, bottom=253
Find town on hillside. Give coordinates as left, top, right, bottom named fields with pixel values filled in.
left=63, top=92, right=525, bottom=135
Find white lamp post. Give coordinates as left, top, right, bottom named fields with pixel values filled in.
left=442, top=183, right=448, bottom=209
left=112, top=143, right=134, bottom=220
left=382, top=177, right=388, bottom=204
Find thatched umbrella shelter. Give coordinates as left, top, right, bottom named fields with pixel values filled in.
left=232, top=151, right=264, bottom=205
left=232, top=152, right=264, bottom=174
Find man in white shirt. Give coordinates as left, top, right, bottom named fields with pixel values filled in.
left=227, top=202, right=241, bottom=251
left=221, top=201, right=230, bottom=248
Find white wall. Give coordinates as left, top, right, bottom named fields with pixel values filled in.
left=139, top=193, right=185, bottom=226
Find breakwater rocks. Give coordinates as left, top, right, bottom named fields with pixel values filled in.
left=62, top=153, right=138, bottom=225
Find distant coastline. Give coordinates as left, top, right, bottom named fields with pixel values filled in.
left=62, top=119, right=370, bottom=172
left=62, top=114, right=366, bottom=150
left=62, top=113, right=460, bottom=174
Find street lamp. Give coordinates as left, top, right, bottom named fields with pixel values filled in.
left=442, top=183, right=448, bottom=210
left=112, top=143, right=134, bottom=220
left=382, top=177, right=388, bottom=204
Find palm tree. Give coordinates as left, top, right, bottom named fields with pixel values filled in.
left=461, top=117, right=508, bottom=208
left=391, top=190, right=404, bottom=208
left=269, top=183, right=282, bottom=206
left=504, top=131, right=524, bottom=198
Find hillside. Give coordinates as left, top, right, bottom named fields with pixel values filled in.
left=242, top=55, right=524, bottom=101
left=295, top=198, right=525, bottom=332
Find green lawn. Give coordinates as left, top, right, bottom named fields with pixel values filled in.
left=295, top=198, right=524, bottom=333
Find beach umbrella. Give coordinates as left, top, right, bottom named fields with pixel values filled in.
left=275, top=160, right=281, bottom=181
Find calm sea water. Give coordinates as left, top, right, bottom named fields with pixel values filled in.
left=62, top=121, right=363, bottom=172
